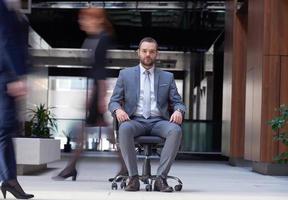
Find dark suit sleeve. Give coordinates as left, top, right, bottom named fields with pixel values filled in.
left=0, top=2, right=28, bottom=77
left=108, top=70, right=125, bottom=114
left=169, top=74, right=186, bottom=113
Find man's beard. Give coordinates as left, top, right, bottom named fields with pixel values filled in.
left=141, top=57, right=154, bottom=67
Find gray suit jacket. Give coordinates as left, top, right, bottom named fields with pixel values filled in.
left=109, top=65, right=186, bottom=120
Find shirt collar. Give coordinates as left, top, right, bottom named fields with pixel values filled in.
left=139, top=63, right=155, bottom=75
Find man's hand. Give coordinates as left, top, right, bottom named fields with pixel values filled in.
left=115, top=109, right=130, bottom=123
left=7, top=80, right=27, bottom=98
left=169, top=110, right=183, bottom=125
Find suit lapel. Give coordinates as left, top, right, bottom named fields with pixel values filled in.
left=154, top=68, right=160, bottom=102
left=135, top=65, right=140, bottom=102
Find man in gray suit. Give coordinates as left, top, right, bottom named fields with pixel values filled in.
left=109, top=37, right=185, bottom=192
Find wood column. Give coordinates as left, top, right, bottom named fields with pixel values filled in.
left=222, top=0, right=248, bottom=165
left=244, top=0, right=288, bottom=175
left=224, top=0, right=288, bottom=173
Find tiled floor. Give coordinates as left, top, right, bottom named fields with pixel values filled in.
left=10, top=154, right=288, bottom=200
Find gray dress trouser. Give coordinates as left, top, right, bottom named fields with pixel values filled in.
left=118, top=116, right=182, bottom=178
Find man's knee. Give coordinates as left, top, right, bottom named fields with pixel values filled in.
left=168, top=124, right=182, bottom=139
left=118, top=121, right=135, bottom=139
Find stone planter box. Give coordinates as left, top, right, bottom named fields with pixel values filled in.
left=253, top=161, right=288, bottom=176
left=13, top=138, right=61, bottom=175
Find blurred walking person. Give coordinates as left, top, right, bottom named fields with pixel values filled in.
left=0, top=0, right=34, bottom=199
left=52, top=8, right=127, bottom=181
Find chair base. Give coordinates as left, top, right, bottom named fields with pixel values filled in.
left=111, top=174, right=183, bottom=191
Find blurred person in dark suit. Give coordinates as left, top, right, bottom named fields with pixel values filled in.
left=52, top=8, right=127, bottom=181
left=0, top=0, right=34, bottom=199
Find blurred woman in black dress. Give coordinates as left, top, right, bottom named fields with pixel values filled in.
left=53, top=8, right=127, bottom=181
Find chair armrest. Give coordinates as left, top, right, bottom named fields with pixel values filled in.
left=113, top=116, right=119, bottom=144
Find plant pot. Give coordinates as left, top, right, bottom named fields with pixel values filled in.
left=64, top=143, right=72, bottom=153
left=13, top=137, right=61, bottom=175
left=252, top=162, right=288, bottom=176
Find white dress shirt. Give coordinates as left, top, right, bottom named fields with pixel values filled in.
left=134, top=64, right=161, bottom=117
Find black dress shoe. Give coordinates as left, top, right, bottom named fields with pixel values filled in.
left=1, top=182, right=34, bottom=199
left=125, top=176, right=140, bottom=191
left=154, top=176, right=173, bottom=192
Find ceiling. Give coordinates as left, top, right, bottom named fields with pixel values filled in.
left=27, top=1, right=225, bottom=51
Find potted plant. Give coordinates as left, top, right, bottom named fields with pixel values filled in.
left=63, top=130, right=72, bottom=153
left=27, top=103, right=57, bottom=138
left=268, top=104, right=288, bottom=164
left=13, top=104, right=61, bottom=174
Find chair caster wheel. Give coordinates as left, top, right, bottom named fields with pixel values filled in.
left=174, top=184, right=182, bottom=191
left=112, top=182, right=118, bottom=190
left=142, top=178, right=149, bottom=184
left=145, top=184, right=152, bottom=191
left=120, top=181, right=126, bottom=189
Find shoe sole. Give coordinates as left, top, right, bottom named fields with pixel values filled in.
left=124, top=188, right=140, bottom=192
left=154, top=186, right=173, bottom=192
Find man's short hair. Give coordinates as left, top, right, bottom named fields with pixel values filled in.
left=138, top=37, right=158, bottom=49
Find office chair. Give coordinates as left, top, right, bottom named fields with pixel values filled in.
left=111, top=117, right=183, bottom=191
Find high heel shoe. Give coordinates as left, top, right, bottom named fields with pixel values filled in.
left=52, top=169, right=78, bottom=181
left=1, top=182, right=34, bottom=199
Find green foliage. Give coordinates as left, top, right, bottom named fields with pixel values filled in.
left=268, top=105, right=288, bottom=164
left=62, top=130, right=71, bottom=144
left=27, top=104, right=57, bottom=138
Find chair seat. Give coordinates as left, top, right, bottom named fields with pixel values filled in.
left=135, top=136, right=165, bottom=144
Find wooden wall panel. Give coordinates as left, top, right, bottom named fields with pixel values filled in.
left=280, top=56, right=288, bottom=108
left=244, top=69, right=254, bottom=160
left=251, top=64, right=263, bottom=161
left=246, top=0, right=264, bottom=71
left=230, top=12, right=247, bottom=158
left=245, top=0, right=265, bottom=161
left=260, top=56, right=280, bottom=162
left=279, top=2, right=288, bottom=55
left=279, top=56, right=288, bottom=154
left=245, top=66, right=263, bottom=162
left=222, top=0, right=234, bottom=156
left=264, top=0, right=288, bottom=55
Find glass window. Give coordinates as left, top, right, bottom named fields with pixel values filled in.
left=175, top=79, right=183, bottom=98
left=48, top=76, right=87, bottom=119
